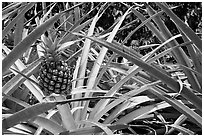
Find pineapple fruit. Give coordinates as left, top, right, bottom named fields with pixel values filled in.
left=38, top=31, right=73, bottom=96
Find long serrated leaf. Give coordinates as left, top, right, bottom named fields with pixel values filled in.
left=121, top=8, right=164, bottom=46
left=114, top=101, right=170, bottom=124
left=2, top=102, right=58, bottom=130
left=76, top=14, right=99, bottom=88
left=2, top=2, right=24, bottom=18
left=102, top=82, right=160, bottom=124
left=60, top=3, right=101, bottom=44
left=95, top=82, right=161, bottom=123
left=2, top=2, right=35, bottom=39
left=2, top=96, right=115, bottom=130
left=2, top=11, right=63, bottom=74
left=3, top=2, right=19, bottom=10
left=41, top=3, right=57, bottom=22
left=3, top=52, right=43, bottom=103
left=58, top=39, right=81, bottom=51
left=144, top=34, right=182, bottom=61
left=99, top=96, right=154, bottom=124
left=60, top=18, right=93, bottom=43
left=73, top=12, right=99, bottom=121
left=87, top=6, right=133, bottom=121
left=10, top=67, right=41, bottom=88
left=148, top=3, right=201, bottom=92
left=3, top=46, right=44, bottom=101
left=181, top=30, right=202, bottom=71
left=129, top=69, right=201, bottom=128
left=149, top=41, right=193, bottom=66
left=80, top=36, right=201, bottom=111
left=148, top=87, right=202, bottom=128
left=24, top=3, right=56, bottom=26
left=156, top=3, right=202, bottom=52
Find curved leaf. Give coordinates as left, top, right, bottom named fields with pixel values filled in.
left=32, top=116, right=66, bottom=135
left=80, top=36, right=201, bottom=111
left=60, top=124, right=128, bottom=135
left=79, top=120, right=113, bottom=135
left=2, top=2, right=35, bottom=39
left=2, top=11, right=63, bottom=74
left=2, top=102, right=58, bottom=130
left=114, top=101, right=170, bottom=124
left=167, top=124, right=194, bottom=135
left=156, top=3, right=202, bottom=52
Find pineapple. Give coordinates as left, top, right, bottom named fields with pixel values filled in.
left=38, top=31, right=73, bottom=96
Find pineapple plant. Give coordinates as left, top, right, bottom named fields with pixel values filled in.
left=2, top=2, right=202, bottom=135
left=38, top=31, right=73, bottom=96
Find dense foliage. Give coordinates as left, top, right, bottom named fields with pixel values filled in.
left=2, top=2, right=202, bottom=135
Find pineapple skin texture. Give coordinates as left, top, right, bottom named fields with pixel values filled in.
left=39, top=60, right=73, bottom=96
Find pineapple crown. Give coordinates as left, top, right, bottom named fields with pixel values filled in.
left=39, top=30, right=63, bottom=61
left=38, top=29, right=80, bottom=63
